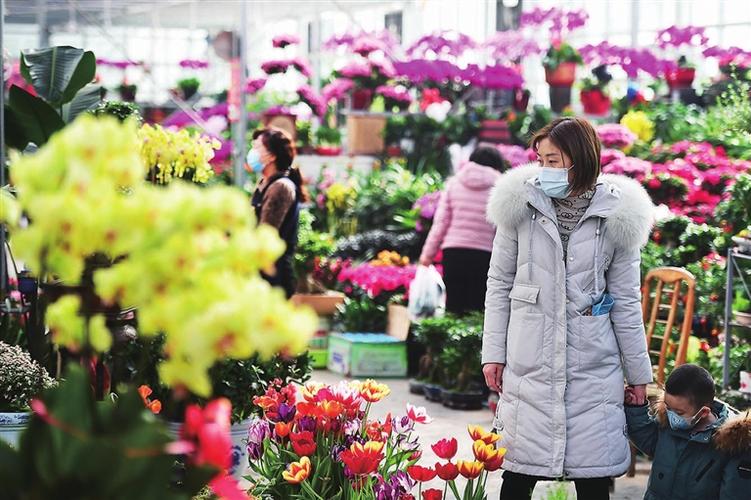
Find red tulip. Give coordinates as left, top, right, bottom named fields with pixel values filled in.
left=290, top=430, right=317, bottom=457
left=422, top=489, right=442, bottom=500
left=484, top=452, right=505, bottom=472
left=340, top=441, right=384, bottom=475
left=431, top=438, right=457, bottom=460
left=407, top=464, right=437, bottom=482
left=435, top=461, right=459, bottom=481
left=180, top=398, right=233, bottom=470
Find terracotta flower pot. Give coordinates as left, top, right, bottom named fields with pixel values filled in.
left=545, top=62, right=577, bottom=87
left=580, top=89, right=611, bottom=116
left=665, top=67, right=696, bottom=90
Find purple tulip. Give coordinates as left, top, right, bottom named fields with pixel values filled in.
left=277, top=403, right=296, bottom=423
left=246, top=418, right=270, bottom=460
left=298, top=416, right=317, bottom=433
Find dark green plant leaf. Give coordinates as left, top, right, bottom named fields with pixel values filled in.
left=4, top=104, right=30, bottom=150
left=8, top=85, right=65, bottom=147
left=20, top=46, right=95, bottom=107
left=62, top=84, right=102, bottom=123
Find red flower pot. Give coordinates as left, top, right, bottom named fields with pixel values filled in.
left=314, top=146, right=342, bottom=156
left=665, top=67, right=695, bottom=90
left=545, top=62, right=577, bottom=87
left=351, top=88, right=373, bottom=110
left=580, top=89, right=611, bottom=116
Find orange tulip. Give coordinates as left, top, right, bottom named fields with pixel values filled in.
left=319, top=400, right=344, bottom=419
left=301, top=381, right=325, bottom=402
left=472, top=439, right=501, bottom=463
left=340, top=441, right=384, bottom=475
left=359, top=379, right=391, bottom=402
left=468, top=425, right=500, bottom=445
left=484, top=452, right=505, bottom=472
left=283, top=456, right=311, bottom=484
left=457, top=460, right=485, bottom=479
left=275, top=422, right=291, bottom=438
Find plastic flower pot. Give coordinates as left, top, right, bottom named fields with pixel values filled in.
left=440, top=389, right=485, bottom=410
left=408, top=378, right=425, bottom=395
left=665, top=67, right=696, bottom=90
left=580, top=89, right=611, bottom=116
left=544, top=62, right=577, bottom=87
left=549, top=86, right=573, bottom=113
left=0, top=412, right=29, bottom=448
left=386, top=145, right=403, bottom=157
left=351, top=88, right=374, bottom=110
left=422, top=383, right=443, bottom=402
left=313, top=146, right=343, bottom=157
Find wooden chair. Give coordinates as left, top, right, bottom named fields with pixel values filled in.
left=627, top=266, right=696, bottom=477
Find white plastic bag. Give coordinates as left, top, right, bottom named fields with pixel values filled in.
left=407, top=265, right=446, bottom=320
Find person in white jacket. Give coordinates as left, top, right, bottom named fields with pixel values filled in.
left=482, top=117, right=654, bottom=499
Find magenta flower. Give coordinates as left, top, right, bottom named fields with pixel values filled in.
left=579, top=42, right=675, bottom=78
left=602, top=156, right=652, bottom=181
left=496, top=144, right=533, bottom=168
left=272, top=34, right=300, bottom=48
left=297, top=84, right=327, bottom=117
left=461, top=64, right=524, bottom=90
left=520, top=7, right=588, bottom=39
left=179, top=59, right=209, bottom=69
left=376, top=84, right=412, bottom=108
left=703, top=46, right=751, bottom=68
left=656, top=25, right=709, bottom=50
left=413, top=192, right=441, bottom=219
left=245, top=77, right=267, bottom=95
left=596, top=124, right=637, bottom=150
left=338, top=61, right=372, bottom=79
left=483, top=30, right=543, bottom=62
left=600, top=148, right=626, bottom=167
left=323, top=30, right=398, bottom=55
left=406, top=30, right=478, bottom=59
left=322, top=78, right=354, bottom=103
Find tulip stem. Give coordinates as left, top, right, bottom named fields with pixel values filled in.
left=448, top=480, right=461, bottom=500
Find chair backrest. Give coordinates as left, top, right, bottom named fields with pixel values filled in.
left=641, top=267, right=696, bottom=386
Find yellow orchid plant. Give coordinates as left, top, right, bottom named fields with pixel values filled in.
left=2, top=115, right=316, bottom=396
left=139, top=123, right=219, bottom=184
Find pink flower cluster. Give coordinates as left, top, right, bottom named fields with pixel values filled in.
left=376, top=85, right=412, bottom=104
left=322, top=78, right=354, bottom=103
left=413, top=192, right=441, bottom=219
left=656, top=25, right=709, bottom=50
left=245, top=77, right=267, bottom=95
left=272, top=34, right=300, bottom=48
left=96, top=58, right=142, bottom=69
left=338, top=60, right=372, bottom=79
left=406, top=30, right=478, bottom=59
left=483, top=30, right=543, bottom=63
left=602, top=156, right=652, bottom=180
left=579, top=42, right=675, bottom=78
left=596, top=124, right=637, bottom=150
left=703, top=46, right=751, bottom=68
left=261, top=58, right=311, bottom=77
left=496, top=144, right=537, bottom=168
left=297, top=85, right=327, bottom=117
left=392, top=59, right=523, bottom=89
left=323, top=30, right=399, bottom=56
left=600, top=148, right=626, bottom=167
left=179, top=59, right=209, bottom=69
left=338, top=263, right=417, bottom=298
left=519, top=7, right=588, bottom=39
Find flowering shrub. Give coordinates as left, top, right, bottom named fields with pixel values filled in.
left=338, top=262, right=416, bottom=299
left=596, top=123, right=637, bottom=150
left=0, top=342, right=55, bottom=412
left=620, top=110, right=655, bottom=143
left=602, top=157, right=652, bottom=181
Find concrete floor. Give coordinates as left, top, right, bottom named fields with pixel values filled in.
left=310, top=369, right=650, bottom=500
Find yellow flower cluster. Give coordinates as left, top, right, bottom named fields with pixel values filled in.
left=5, top=115, right=317, bottom=396
left=139, top=123, right=219, bottom=184
left=325, top=182, right=357, bottom=213
left=370, top=250, right=409, bottom=267
left=620, top=110, right=655, bottom=143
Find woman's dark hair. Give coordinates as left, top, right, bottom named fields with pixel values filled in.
left=665, top=364, right=715, bottom=407
left=530, top=117, right=601, bottom=195
left=470, top=145, right=508, bottom=172
left=253, top=127, right=309, bottom=202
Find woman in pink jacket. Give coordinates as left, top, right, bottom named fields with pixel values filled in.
left=419, top=146, right=507, bottom=314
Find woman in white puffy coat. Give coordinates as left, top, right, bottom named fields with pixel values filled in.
left=482, top=117, right=654, bottom=499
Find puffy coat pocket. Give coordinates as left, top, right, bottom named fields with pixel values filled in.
left=507, top=310, right=545, bottom=375
left=577, top=314, right=619, bottom=370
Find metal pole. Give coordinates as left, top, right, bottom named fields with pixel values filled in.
left=36, top=0, right=49, bottom=47
left=723, top=249, right=735, bottom=388
left=1, top=0, right=7, bottom=297
left=233, top=0, right=248, bottom=188
left=630, top=0, right=639, bottom=47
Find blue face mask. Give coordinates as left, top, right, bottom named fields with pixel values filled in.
left=667, top=408, right=703, bottom=431
left=539, top=166, right=572, bottom=198
left=246, top=148, right=264, bottom=173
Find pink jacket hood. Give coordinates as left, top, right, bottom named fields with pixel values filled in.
left=455, top=161, right=500, bottom=190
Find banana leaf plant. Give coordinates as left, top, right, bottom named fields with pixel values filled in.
left=4, top=46, right=101, bottom=150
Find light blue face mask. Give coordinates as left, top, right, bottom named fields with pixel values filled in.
left=246, top=148, right=264, bottom=173
left=667, top=408, right=703, bottom=431
left=539, top=165, right=573, bottom=198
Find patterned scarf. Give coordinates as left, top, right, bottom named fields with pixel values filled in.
left=553, top=187, right=596, bottom=256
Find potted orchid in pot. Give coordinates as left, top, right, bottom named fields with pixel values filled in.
left=656, top=26, right=709, bottom=91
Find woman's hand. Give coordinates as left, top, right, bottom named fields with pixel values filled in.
left=419, top=256, right=432, bottom=267
left=483, top=363, right=505, bottom=393
left=625, top=384, right=647, bottom=406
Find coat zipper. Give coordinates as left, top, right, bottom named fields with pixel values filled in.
left=695, top=459, right=715, bottom=482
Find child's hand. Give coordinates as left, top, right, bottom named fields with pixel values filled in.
left=624, top=385, right=646, bottom=406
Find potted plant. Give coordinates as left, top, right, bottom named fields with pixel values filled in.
left=543, top=41, right=583, bottom=112
left=295, top=120, right=314, bottom=154
left=117, top=81, right=137, bottom=102
left=0, top=342, right=55, bottom=447
left=314, top=125, right=342, bottom=156
left=412, top=315, right=453, bottom=399
left=733, top=290, right=751, bottom=327
left=580, top=65, right=612, bottom=116
left=440, top=313, right=486, bottom=410
left=177, top=77, right=201, bottom=100
left=739, top=349, right=751, bottom=394
left=665, top=56, right=696, bottom=90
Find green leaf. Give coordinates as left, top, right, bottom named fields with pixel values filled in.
left=4, top=104, right=31, bottom=150
left=20, top=46, right=95, bottom=107
left=8, top=85, right=65, bottom=147
left=62, top=84, right=102, bottom=123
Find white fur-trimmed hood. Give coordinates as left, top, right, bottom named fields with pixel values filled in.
left=486, top=162, right=655, bottom=249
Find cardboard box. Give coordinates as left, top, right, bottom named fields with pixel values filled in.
left=346, top=114, right=386, bottom=155
left=327, top=305, right=411, bottom=377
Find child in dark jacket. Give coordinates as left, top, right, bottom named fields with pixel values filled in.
left=625, top=364, right=751, bottom=500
